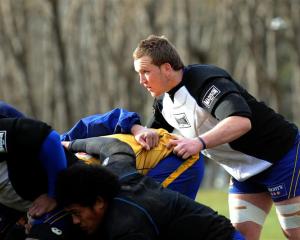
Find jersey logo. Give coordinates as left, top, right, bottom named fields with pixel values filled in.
left=268, top=183, right=287, bottom=199
left=51, top=227, right=63, bottom=235
left=102, top=157, right=110, bottom=166
left=202, top=85, right=220, bottom=108
left=173, top=113, right=191, bottom=128
left=0, top=131, right=7, bottom=153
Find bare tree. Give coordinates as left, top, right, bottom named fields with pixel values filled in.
left=0, top=0, right=299, bottom=131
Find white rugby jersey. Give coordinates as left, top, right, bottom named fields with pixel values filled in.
left=150, top=64, right=298, bottom=181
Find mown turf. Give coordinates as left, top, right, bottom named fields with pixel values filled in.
left=196, top=189, right=283, bottom=240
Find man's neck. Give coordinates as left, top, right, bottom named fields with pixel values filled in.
left=168, top=69, right=183, bottom=91
left=167, top=69, right=184, bottom=100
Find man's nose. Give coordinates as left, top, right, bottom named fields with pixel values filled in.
left=139, top=74, right=146, bottom=84
left=72, top=215, right=80, bottom=225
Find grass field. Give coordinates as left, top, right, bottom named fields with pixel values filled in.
left=196, top=189, right=284, bottom=240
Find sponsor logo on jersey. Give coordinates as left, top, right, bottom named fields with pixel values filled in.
left=102, top=157, right=110, bottom=166
left=51, top=227, right=63, bottom=235
left=173, top=113, right=191, bottom=128
left=202, top=85, right=220, bottom=108
left=0, top=131, right=7, bottom=153
left=268, top=183, right=287, bottom=199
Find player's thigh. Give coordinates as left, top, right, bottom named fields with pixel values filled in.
left=274, top=196, right=300, bottom=239
left=229, top=192, right=272, bottom=240
left=229, top=192, right=273, bottom=224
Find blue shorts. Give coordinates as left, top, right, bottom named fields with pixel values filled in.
left=147, top=154, right=205, bottom=200
left=229, top=132, right=300, bottom=202
left=232, top=230, right=245, bottom=240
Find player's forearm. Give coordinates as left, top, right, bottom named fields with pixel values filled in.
left=130, top=124, right=146, bottom=135
left=199, top=116, right=251, bottom=149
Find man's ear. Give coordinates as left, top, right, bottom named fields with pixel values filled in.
left=161, top=62, right=172, bottom=71
left=94, top=197, right=106, bottom=210
left=160, top=63, right=173, bottom=76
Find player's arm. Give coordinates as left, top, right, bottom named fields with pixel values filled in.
left=67, top=137, right=136, bottom=164
left=169, top=78, right=252, bottom=158
left=131, top=97, right=173, bottom=150
left=61, top=108, right=141, bottom=141
left=0, top=118, right=63, bottom=217
left=67, top=137, right=137, bottom=177
left=197, top=78, right=252, bottom=147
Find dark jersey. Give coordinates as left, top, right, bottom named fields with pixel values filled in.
left=149, top=64, right=298, bottom=181
left=0, top=118, right=52, bottom=201
left=68, top=137, right=236, bottom=240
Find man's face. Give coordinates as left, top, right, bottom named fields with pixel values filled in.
left=66, top=199, right=106, bottom=234
left=134, top=56, right=170, bottom=97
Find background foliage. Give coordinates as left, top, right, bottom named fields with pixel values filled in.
left=0, top=2, right=297, bottom=236
left=1, top=0, right=300, bottom=131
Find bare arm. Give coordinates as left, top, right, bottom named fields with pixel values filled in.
left=168, top=116, right=251, bottom=159
left=199, top=116, right=251, bottom=148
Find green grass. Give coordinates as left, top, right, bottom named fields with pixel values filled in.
left=196, top=189, right=284, bottom=240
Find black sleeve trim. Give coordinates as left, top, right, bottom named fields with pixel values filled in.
left=147, top=97, right=174, bottom=132
left=214, top=93, right=252, bottom=120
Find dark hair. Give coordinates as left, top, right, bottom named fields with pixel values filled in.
left=133, top=35, right=184, bottom=70
left=56, top=163, right=120, bottom=207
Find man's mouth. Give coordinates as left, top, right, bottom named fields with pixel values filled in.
left=80, top=225, right=87, bottom=231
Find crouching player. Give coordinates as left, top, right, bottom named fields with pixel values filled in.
left=56, top=136, right=244, bottom=240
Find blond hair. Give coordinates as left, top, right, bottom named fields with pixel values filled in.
left=133, top=35, right=184, bottom=70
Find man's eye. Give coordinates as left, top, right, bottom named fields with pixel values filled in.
left=69, top=210, right=80, bottom=216
left=74, top=212, right=81, bottom=217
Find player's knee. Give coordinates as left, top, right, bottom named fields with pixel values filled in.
left=229, top=196, right=267, bottom=226
left=275, top=202, right=300, bottom=231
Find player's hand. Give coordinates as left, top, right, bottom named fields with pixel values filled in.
left=28, top=194, right=57, bottom=218
left=167, top=137, right=202, bottom=159
left=131, top=125, right=159, bottom=150
left=61, top=141, right=70, bottom=149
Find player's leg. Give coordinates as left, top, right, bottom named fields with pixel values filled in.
left=229, top=131, right=300, bottom=240
left=274, top=196, right=300, bottom=239
left=268, top=132, right=300, bottom=239
left=228, top=192, right=272, bottom=240
left=229, top=176, right=273, bottom=240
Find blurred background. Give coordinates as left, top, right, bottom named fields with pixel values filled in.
left=0, top=0, right=300, bottom=191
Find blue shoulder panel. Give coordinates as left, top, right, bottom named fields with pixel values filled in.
left=61, top=108, right=141, bottom=141
left=0, top=101, right=25, bottom=118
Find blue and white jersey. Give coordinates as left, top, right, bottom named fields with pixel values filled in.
left=151, top=64, right=298, bottom=181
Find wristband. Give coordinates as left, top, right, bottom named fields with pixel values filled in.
left=197, top=136, right=207, bottom=149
